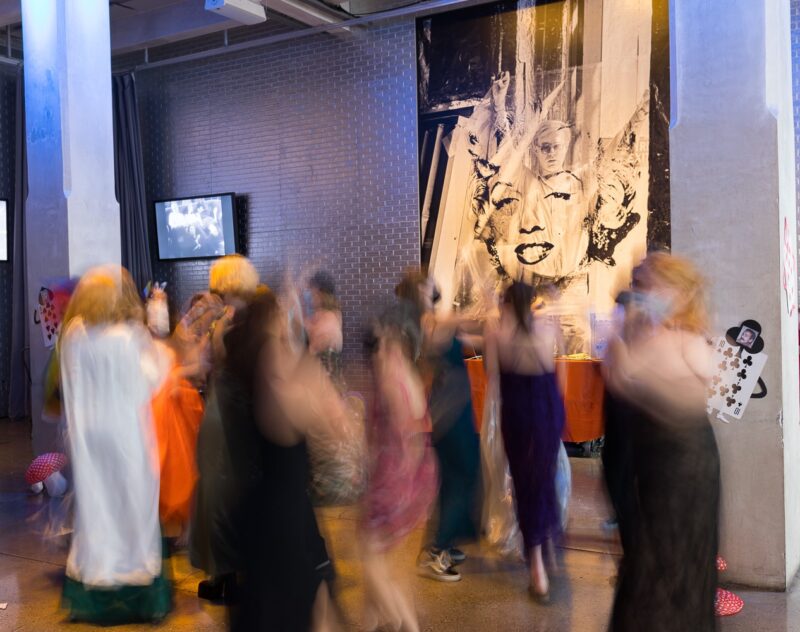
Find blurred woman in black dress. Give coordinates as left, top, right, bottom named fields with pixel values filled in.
left=222, top=291, right=342, bottom=631
left=603, top=253, right=720, bottom=632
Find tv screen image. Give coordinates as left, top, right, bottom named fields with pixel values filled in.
left=0, top=200, right=7, bottom=262
left=154, top=194, right=237, bottom=260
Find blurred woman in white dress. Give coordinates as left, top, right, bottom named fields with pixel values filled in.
left=59, top=266, right=171, bottom=624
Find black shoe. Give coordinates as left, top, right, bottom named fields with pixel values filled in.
left=448, top=548, right=466, bottom=565
left=197, top=577, right=225, bottom=601
left=197, top=573, right=237, bottom=603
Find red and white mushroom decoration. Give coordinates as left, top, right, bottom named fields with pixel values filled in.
left=25, top=452, right=68, bottom=497
left=714, top=555, right=744, bottom=617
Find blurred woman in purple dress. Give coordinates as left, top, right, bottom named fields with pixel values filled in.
left=484, top=282, right=564, bottom=602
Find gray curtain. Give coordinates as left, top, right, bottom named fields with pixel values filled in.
left=9, top=67, right=29, bottom=419
left=113, top=73, right=152, bottom=290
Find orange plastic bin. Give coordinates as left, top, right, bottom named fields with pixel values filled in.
left=464, top=356, right=605, bottom=442
left=555, top=358, right=605, bottom=443
left=465, top=357, right=487, bottom=432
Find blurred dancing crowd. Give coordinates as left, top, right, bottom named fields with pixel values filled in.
left=35, top=251, right=721, bottom=631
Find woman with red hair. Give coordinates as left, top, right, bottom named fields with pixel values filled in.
left=604, top=253, right=720, bottom=631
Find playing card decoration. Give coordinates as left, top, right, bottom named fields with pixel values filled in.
left=33, top=287, right=58, bottom=348
left=726, top=319, right=764, bottom=354
left=707, top=320, right=768, bottom=422
left=32, top=279, right=77, bottom=349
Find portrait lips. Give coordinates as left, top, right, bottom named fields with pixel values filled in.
left=515, top=241, right=554, bottom=265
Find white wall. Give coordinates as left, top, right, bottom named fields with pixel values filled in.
left=671, top=0, right=799, bottom=588
left=22, top=0, right=121, bottom=455
left=768, top=0, right=800, bottom=586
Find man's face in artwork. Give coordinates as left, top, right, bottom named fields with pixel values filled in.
left=532, top=126, right=570, bottom=176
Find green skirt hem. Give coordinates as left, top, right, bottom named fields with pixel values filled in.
left=62, top=573, right=172, bottom=625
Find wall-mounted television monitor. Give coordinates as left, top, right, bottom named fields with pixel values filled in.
left=0, top=200, right=7, bottom=261
left=154, top=193, right=237, bottom=260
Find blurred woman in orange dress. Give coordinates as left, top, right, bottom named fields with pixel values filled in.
left=145, top=286, right=203, bottom=536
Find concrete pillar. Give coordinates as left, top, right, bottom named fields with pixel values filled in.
left=22, top=1, right=121, bottom=455
left=670, top=0, right=800, bottom=588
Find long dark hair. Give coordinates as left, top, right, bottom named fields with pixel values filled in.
left=364, top=300, right=422, bottom=361
left=223, top=289, right=280, bottom=396
left=504, top=281, right=535, bottom=333
left=394, top=268, right=427, bottom=319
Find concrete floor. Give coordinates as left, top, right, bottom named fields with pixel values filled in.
left=1, top=419, right=799, bottom=631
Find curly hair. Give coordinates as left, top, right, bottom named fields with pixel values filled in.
left=209, top=254, right=259, bottom=299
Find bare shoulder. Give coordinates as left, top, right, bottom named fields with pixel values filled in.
left=680, top=331, right=713, bottom=375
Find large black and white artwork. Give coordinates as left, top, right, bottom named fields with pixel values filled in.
left=418, top=0, right=670, bottom=354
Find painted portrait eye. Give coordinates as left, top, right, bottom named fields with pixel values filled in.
left=538, top=143, right=561, bottom=154
left=493, top=196, right=517, bottom=214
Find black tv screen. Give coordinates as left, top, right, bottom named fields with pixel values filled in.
left=154, top=193, right=237, bottom=260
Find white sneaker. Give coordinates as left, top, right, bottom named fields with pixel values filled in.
left=417, top=549, right=462, bottom=582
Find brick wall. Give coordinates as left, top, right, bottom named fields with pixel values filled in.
left=0, top=69, right=17, bottom=417
left=135, top=20, right=420, bottom=392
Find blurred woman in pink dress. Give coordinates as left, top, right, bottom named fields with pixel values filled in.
left=359, top=302, right=438, bottom=632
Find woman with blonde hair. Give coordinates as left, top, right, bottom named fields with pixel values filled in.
left=59, top=265, right=171, bottom=623
left=190, top=254, right=266, bottom=602
left=208, top=253, right=259, bottom=299
left=603, top=252, right=720, bottom=631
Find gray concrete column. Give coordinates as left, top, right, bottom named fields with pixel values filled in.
left=671, top=0, right=800, bottom=588
left=22, top=1, right=121, bottom=455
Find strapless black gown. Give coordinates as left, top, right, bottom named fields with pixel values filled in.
left=609, top=400, right=720, bottom=632
left=215, top=371, right=331, bottom=632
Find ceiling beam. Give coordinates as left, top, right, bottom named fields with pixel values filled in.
left=265, top=0, right=345, bottom=28
left=131, top=0, right=508, bottom=72
left=110, top=0, right=236, bottom=54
